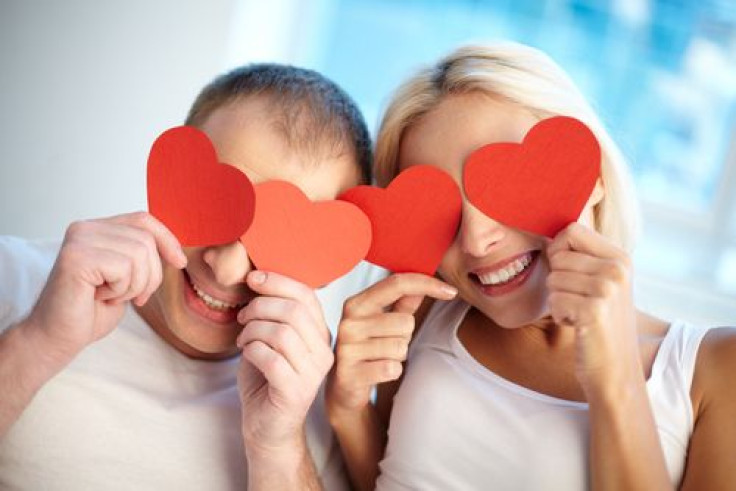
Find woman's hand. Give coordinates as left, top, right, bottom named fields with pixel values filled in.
left=546, top=223, right=641, bottom=400
left=326, top=273, right=457, bottom=420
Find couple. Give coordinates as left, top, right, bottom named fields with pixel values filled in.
left=1, top=42, right=734, bottom=490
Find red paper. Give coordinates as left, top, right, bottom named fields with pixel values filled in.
left=464, top=116, right=601, bottom=237
left=241, top=181, right=372, bottom=288
left=147, top=126, right=256, bottom=246
left=339, top=165, right=462, bottom=275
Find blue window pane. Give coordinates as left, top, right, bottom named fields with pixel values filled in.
left=319, top=0, right=736, bottom=213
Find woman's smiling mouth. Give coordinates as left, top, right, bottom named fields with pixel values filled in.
left=469, top=251, right=540, bottom=296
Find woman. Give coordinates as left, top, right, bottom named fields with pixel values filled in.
left=326, top=43, right=736, bottom=490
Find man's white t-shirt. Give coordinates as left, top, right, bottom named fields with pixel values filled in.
left=0, top=236, right=360, bottom=490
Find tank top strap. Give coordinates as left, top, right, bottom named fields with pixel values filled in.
left=647, top=320, right=714, bottom=434
left=653, top=321, right=712, bottom=392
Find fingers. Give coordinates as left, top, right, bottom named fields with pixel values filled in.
left=331, top=312, right=414, bottom=402
left=391, top=294, right=425, bottom=315
left=339, top=337, right=409, bottom=362
left=106, top=212, right=187, bottom=269
left=87, top=248, right=134, bottom=302
left=547, top=249, right=602, bottom=275
left=244, top=271, right=325, bottom=330
left=548, top=291, right=606, bottom=327
left=343, top=273, right=457, bottom=319
left=547, top=222, right=626, bottom=261
left=237, top=295, right=331, bottom=356
left=547, top=270, right=620, bottom=298
left=334, top=359, right=403, bottom=389
left=65, top=219, right=164, bottom=306
left=236, top=320, right=312, bottom=375
left=93, top=226, right=162, bottom=306
left=339, top=312, right=416, bottom=341
left=241, top=340, right=298, bottom=392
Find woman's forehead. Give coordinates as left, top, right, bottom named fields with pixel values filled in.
left=398, top=93, right=538, bottom=172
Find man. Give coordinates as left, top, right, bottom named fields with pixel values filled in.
left=0, top=64, right=372, bottom=490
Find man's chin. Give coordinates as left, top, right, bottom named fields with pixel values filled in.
left=171, top=332, right=241, bottom=361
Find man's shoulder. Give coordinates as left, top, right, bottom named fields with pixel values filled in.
left=0, top=236, right=61, bottom=328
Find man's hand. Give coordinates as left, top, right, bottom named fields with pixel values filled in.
left=24, top=212, right=186, bottom=366
left=1, top=212, right=185, bottom=437
left=236, top=270, right=334, bottom=490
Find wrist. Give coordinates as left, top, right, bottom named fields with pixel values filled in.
left=585, top=369, right=648, bottom=410
left=327, top=400, right=372, bottom=431
left=17, top=317, right=79, bottom=375
left=245, top=432, right=317, bottom=489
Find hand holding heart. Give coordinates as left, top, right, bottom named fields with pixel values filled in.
left=546, top=223, right=641, bottom=399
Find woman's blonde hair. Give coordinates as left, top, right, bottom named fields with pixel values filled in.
left=375, top=42, right=640, bottom=251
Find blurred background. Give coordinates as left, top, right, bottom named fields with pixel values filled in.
left=1, top=0, right=735, bottom=327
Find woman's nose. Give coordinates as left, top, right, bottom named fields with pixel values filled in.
left=458, top=203, right=506, bottom=257
left=202, top=241, right=253, bottom=286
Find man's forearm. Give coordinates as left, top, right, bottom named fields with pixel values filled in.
left=0, top=320, right=69, bottom=436
left=245, top=435, right=322, bottom=491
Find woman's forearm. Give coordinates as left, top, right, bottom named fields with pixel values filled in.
left=329, top=403, right=387, bottom=491
left=588, top=379, right=672, bottom=491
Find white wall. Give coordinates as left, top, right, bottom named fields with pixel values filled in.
left=0, top=0, right=235, bottom=239
left=0, top=0, right=375, bottom=334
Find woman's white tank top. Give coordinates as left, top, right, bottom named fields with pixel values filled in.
left=377, top=299, right=711, bottom=490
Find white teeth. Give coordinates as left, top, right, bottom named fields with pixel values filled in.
left=476, top=254, right=534, bottom=286
left=191, top=282, right=240, bottom=311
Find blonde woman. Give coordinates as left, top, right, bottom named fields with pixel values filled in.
left=326, top=43, right=736, bottom=490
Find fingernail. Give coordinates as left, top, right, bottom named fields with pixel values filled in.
left=250, top=271, right=266, bottom=285
left=442, top=285, right=458, bottom=297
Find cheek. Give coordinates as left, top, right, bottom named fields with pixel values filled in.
left=436, top=244, right=464, bottom=285
left=157, top=266, right=184, bottom=315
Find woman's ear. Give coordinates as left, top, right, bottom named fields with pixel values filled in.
left=586, top=177, right=605, bottom=208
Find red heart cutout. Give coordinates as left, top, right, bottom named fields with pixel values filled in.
left=339, top=165, right=462, bottom=275
left=147, top=126, right=256, bottom=247
left=240, top=181, right=371, bottom=288
left=464, top=116, right=600, bottom=238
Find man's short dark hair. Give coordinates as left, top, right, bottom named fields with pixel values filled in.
left=186, top=63, right=372, bottom=184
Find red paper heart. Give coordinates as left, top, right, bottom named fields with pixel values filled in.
left=241, top=181, right=371, bottom=288
left=464, top=116, right=600, bottom=238
left=147, top=126, right=256, bottom=246
left=339, top=165, right=462, bottom=275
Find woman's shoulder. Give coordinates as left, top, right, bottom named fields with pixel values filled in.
left=691, top=326, right=736, bottom=410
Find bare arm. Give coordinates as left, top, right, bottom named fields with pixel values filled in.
left=680, top=327, right=736, bottom=489
left=326, top=276, right=452, bottom=491
left=245, top=435, right=322, bottom=491
left=547, top=224, right=671, bottom=490
left=0, top=213, right=185, bottom=438
left=236, top=271, right=339, bottom=490
left=587, top=375, right=671, bottom=490
left=0, top=319, right=72, bottom=435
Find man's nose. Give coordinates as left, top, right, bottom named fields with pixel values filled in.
left=202, top=242, right=253, bottom=286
